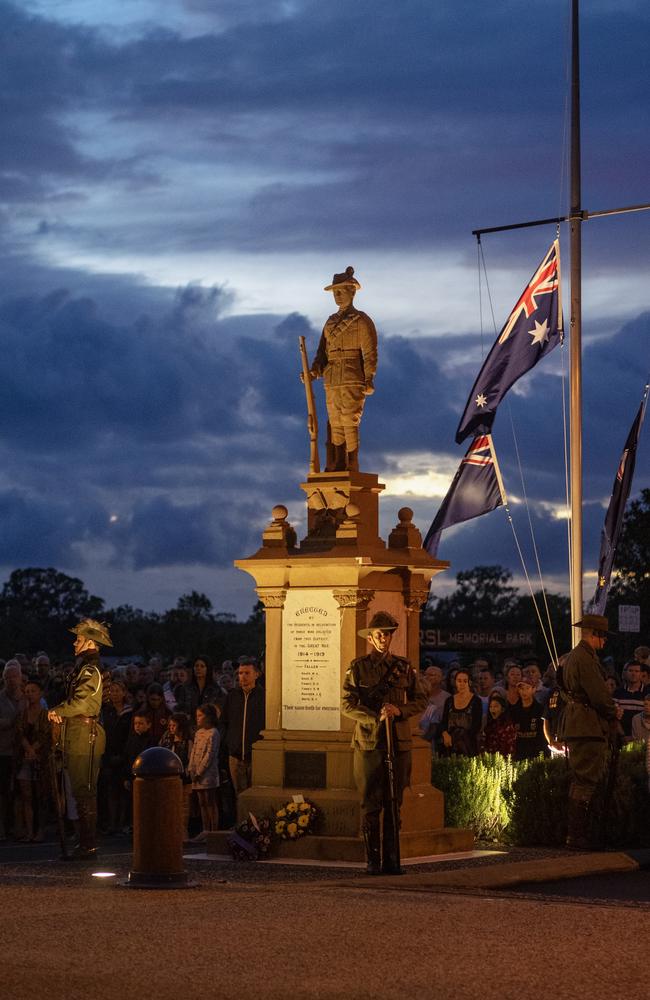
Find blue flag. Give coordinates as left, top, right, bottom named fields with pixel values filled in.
left=424, top=435, right=506, bottom=556
left=456, top=240, right=563, bottom=444
left=588, top=385, right=648, bottom=615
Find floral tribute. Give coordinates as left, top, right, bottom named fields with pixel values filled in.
left=274, top=799, right=319, bottom=840
left=228, top=813, right=274, bottom=861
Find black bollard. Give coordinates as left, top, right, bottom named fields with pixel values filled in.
left=126, top=747, right=194, bottom=889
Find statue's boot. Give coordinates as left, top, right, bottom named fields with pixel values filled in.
left=346, top=450, right=359, bottom=472
left=362, top=818, right=381, bottom=875
left=565, top=796, right=591, bottom=851
left=72, top=800, right=98, bottom=859
left=381, top=809, right=404, bottom=875
left=333, top=443, right=347, bottom=472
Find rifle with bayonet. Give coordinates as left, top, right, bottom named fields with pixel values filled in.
left=299, top=335, right=320, bottom=473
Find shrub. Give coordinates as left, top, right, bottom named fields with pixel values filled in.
left=432, top=748, right=650, bottom=847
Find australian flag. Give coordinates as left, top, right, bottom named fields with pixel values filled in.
left=456, top=240, right=563, bottom=444
left=424, top=435, right=506, bottom=556
left=588, top=387, right=648, bottom=615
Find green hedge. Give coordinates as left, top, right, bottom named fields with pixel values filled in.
left=431, top=747, right=650, bottom=847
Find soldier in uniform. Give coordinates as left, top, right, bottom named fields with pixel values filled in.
left=342, top=611, right=427, bottom=875
left=307, top=265, right=377, bottom=473
left=560, top=613, right=623, bottom=850
left=48, top=618, right=110, bottom=858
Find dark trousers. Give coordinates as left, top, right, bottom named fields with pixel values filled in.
left=565, top=738, right=608, bottom=802
left=353, top=748, right=410, bottom=821
left=0, top=755, right=14, bottom=836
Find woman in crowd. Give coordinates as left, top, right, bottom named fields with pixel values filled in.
left=144, top=682, right=170, bottom=742
left=480, top=690, right=517, bottom=757
left=504, top=663, right=523, bottom=708
left=14, top=677, right=50, bottom=842
left=188, top=703, right=220, bottom=842
left=160, top=711, right=193, bottom=842
left=439, top=669, right=483, bottom=757
left=176, top=657, right=221, bottom=723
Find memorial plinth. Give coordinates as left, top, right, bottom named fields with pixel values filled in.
left=205, top=470, right=473, bottom=860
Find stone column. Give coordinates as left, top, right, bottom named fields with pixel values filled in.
left=256, top=587, right=286, bottom=736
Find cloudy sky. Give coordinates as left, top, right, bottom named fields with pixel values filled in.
left=1, top=0, right=649, bottom=619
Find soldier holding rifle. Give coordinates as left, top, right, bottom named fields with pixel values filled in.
left=48, top=618, right=110, bottom=859
left=561, top=613, right=623, bottom=850
left=301, top=266, right=377, bottom=473
left=342, top=612, right=426, bottom=875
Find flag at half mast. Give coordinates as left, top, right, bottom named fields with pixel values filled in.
left=456, top=240, right=563, bottom=444
left=588, top=382, right=649, bottom=616
left=424, top=435, right=507, bottom=557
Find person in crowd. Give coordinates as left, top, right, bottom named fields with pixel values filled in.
left=543, top=654, right=569, bottom=755
left=160, top=712, right=193, bottom=842
left=138, top=662, right=155, bottom=689
left=523, top=660, right=550, bottom=707
left=417, top=665, right=450, bottom=746
left=124, top=663, right=140, bottom=696
left=480, top=691, right=517, bottom=757
left=614, top=660, right=646, bottom=741
left=101, top=679, right=133, bottom=835
left=561, top=614, right=622, bottom=850
left=176, top=657, right=222, bottom=722
left=633, top=645, right=649, bottom=674
left=445, top=666, right=459, bottom=695
left=511, top=675, right=548, bottom=760
left=504, top=662, right=523, bottom=708
left=476, top=665, right=496, bottom=700
left=0, top=660, right=25, bottom=839
left=342, top=611, right=426, bottom=875
left=631, top=692, right=650, bottom=745
left=14, top=677, right=50, bottom=842
left=604, top=675, right=618, bottom=697
left=143, top=682, right=170, bottom=742
left=123, top=711, right=155, bottom=823
left=222, top=657, right=265, bottom=795
left=439, top=669, right=483, bottom=757
left=188, top=704, right=220, bottom=842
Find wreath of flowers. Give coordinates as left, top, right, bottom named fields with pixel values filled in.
left=274, top=799, right=319, bottom=840
left=228, top=813, right=274, bottom=862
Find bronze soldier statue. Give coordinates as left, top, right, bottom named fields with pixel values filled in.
left=342, top=611, right=426, bottom=874
left=306, top=266, right=377, bottom=473
left=48, top=618, right=110, bottom=858
left=560, top=613, right=623, bottom=850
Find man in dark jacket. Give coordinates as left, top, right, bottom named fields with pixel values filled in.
left=222, top=658, right=265, bottom=795
left=342, top=611, right=426, bottom=875
left=560, top=614, right=623, bottom=849
left=48, top=618, right=110, bottom=858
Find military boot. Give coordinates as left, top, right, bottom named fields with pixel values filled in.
left=346, top=450, right=359, bottom=472
left=362, top=819, right=381, bottom=875
left=73, top=801, right=98, bottom=859
left=565, top=797, right=590, bottom=851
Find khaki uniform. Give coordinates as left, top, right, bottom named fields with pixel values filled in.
left=52, top=652, right=105, bottom=849
left=342, top=652, right=426, bottom=829
left=312, top=307, right=377, bottom=452
left=561, top=639, right=617, bottom=800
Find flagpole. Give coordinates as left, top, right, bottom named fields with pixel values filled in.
left=569, top=0, right=583, bottom=644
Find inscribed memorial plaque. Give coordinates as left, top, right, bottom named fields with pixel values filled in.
left=282, top=589, right=340, bottom=731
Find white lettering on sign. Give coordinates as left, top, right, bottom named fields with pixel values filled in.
left=282, top=589, right=341, bottom=731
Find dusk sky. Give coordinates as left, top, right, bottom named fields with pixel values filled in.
left=2, top=0, right=649, bottom=619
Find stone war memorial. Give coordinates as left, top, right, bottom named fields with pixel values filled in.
left=206, top=266, right=473, bottom=861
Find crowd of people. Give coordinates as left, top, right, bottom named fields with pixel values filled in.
left=417, top=644, right=650, bottom=764
left=0, top=651, right=265, bottom=844
left=1, top=639, right=649, bottom=848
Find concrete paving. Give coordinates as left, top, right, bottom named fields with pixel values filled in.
left=2, top=843, right=648, bottom=1000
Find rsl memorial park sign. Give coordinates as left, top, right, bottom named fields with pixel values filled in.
left=281, top=589, right=341, bottom=731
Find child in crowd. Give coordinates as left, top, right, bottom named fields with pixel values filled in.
left=188, top=703, right=220, bottom=843
left=123, top=711, right=155, bottom=823
left=631, top=693, right=650, bottom=744
left=160, top=712, right=193, bottom=842
left=480, top=691, right=517, bottom=757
